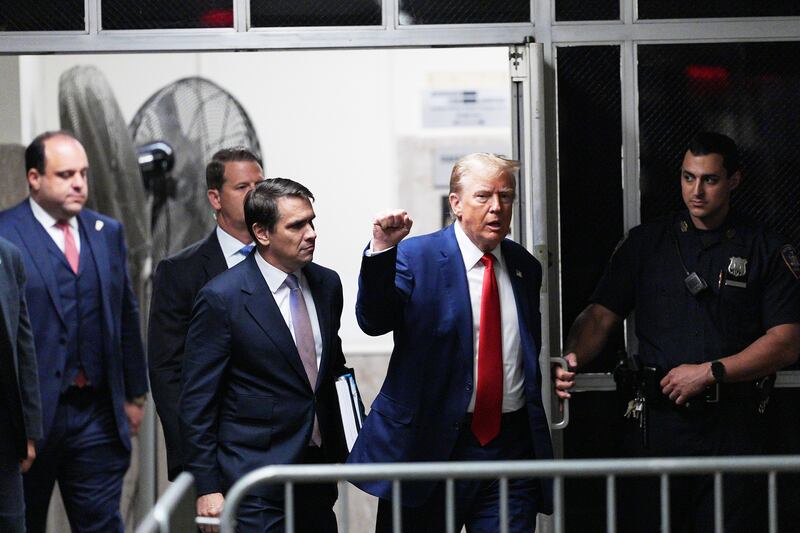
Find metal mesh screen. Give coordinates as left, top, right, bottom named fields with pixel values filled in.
left=639, top=42, right=800, bottom=247
left=557, top=45, right=626, bottom=530
left=638, top=0, right=800, bottom=19
left=0, top=0, right=84, bottom=31
left=129, top=77, right=261, bottom=265
left=556, top=0, right=619, bottom=22
left=398, top=0, right=528, bottom=25
left=557, top=45, right=625, bottom=372
left=250, top=0, right=381, bottom=27
left=102, top=0, right=233, bottom=30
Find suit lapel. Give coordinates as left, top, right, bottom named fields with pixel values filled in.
left=501, top=241, right=540, bottom=385
left=438, top=226, right=473, bottom=365
left=14, top=202, right=65, bottom=326
left=241, top=257, right=310, bottom=386
left=79, top=211, right=115, bottom=343
left=303, top=264, right=331, bottom=392
left=201, top=230, right=228, bottom=280
left=502, top=242, right=534, bottom=332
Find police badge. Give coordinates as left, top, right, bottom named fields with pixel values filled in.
left=727, top=256, right=748, bottom=277
left=781, top=244, right=800, bottom=279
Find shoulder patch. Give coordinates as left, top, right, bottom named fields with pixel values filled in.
left=781, top=244, right=800, bottom=279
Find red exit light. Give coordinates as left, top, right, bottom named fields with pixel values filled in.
left=201, top=8, right=234, bottom=27
left=685, top=65, right=729, bottom=82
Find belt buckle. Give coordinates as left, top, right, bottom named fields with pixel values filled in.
left=704, top=383, right=720, bottom=403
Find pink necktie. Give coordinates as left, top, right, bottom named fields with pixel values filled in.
left=285, top=274, right=322, bottom=447
left=55, top=221, right=79, bottom=274
left=472, top=253, right=503, bottom=446
left=56, top=220, right=88, bottom=388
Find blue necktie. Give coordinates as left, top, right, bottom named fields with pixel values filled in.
left=239, top=244, right=255, bottom=256
left=285, top=273, right=322, bottom=446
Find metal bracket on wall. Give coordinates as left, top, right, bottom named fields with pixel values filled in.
left=509, top=46, right=527, bottom=77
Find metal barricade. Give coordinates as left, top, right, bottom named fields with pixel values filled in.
left=206, top=456, right=800, bottom=533
left=136, top=472, right=197, bottom=533
left=139, top=456, right=800, bottom=532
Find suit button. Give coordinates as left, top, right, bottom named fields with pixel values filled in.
left=465, top=384, right=472, bottom=391
left=59, top=337, right=67, bottom=345
left=55, top=370, right=62, bottom=378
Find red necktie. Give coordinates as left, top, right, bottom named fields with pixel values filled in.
left=472, top=253, right=503, bottom=446
left=56, top=221, right=79, bottom=274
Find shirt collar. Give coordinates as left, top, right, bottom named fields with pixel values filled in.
left=254, top=251, right=304, bottom=294
left=29, top=197, right=78, bottom=232
left=216, top=225, right=250, bottom=259
left=453, top=220, right=502, bottom=271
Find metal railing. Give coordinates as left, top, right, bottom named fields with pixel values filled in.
left=136, top=472, right=197, bottom=533
left=138, top=456, right=800, bottom=533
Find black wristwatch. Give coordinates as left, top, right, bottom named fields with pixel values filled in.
left=710, top=360, right=726, bottom=383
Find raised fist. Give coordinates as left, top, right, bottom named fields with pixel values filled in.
left=372, top=209, right=413, bottom=252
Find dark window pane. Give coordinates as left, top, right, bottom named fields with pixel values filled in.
left=639, top=42, right=800, bottom=248
left=639, top=0, right=800, bottom=19
left=0, top=0, right=84, bottom=31
left=102, top=0, right=233, bottom=30
left=557, top=44, right=624, bottom=373
left=399, top=0, right=529, bottom=25
left=556, top=0, right=620, bottom=22
left=557, top=45, right=624, bottom=529
left=250, top=0, right=380, bottom=27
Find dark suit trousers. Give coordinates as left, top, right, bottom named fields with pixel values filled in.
left=24, top=387, right=129, bottom=533
left=376, top=409, right=539, bottom=533
left=235, top=446, right=338, bottom=533
left=0, top=406, right=25, bottom=533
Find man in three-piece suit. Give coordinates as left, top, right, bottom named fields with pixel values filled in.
left=0, top=237, right=42, bottom=533
left=0, top=131, right=148, bottom=532
left=148, top=147, right=263, bottom=481
left=348, top=153, right=554, bottom=532
left=181, top=178, right=349, bottom=532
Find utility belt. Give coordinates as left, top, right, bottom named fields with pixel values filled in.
left=617, top=365, right=764, bottom=407
left=612, top=352, right=774, bottom=448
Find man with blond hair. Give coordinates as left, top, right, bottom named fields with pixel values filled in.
left=348, top=153, right=554, bottom=532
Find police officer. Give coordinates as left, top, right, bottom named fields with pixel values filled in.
left=554, top=131, right=800, bottom=532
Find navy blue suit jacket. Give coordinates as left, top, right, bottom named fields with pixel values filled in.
left=148, top=230, right=227, bottom=479
left=0, top=200, right=148, bottom=451
left=0, top=236, right=42, bottom=458
left=180, top=254, right=349, bottom=498
left=348, top=225, right=554, bottom=511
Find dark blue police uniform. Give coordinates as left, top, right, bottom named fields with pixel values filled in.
left=591, top=210, right=800, bottom=533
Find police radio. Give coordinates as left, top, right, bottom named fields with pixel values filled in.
left=673, top=232, right=708, bottom=296
left=683, top=272, right=708, bottom=296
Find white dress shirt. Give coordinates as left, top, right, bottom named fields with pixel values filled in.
left=253, top=252, right=323, bottom=368
left=30, top=197, right=81, bottom=253
left=216, top=226, right=252, bottom=269
left=454, top=221, right=525, bottom=413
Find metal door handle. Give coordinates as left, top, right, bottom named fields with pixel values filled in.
left=550, top=356, right=570, bottom=430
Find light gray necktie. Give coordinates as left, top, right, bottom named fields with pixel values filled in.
left=285, top=273, right=322, bottom=446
